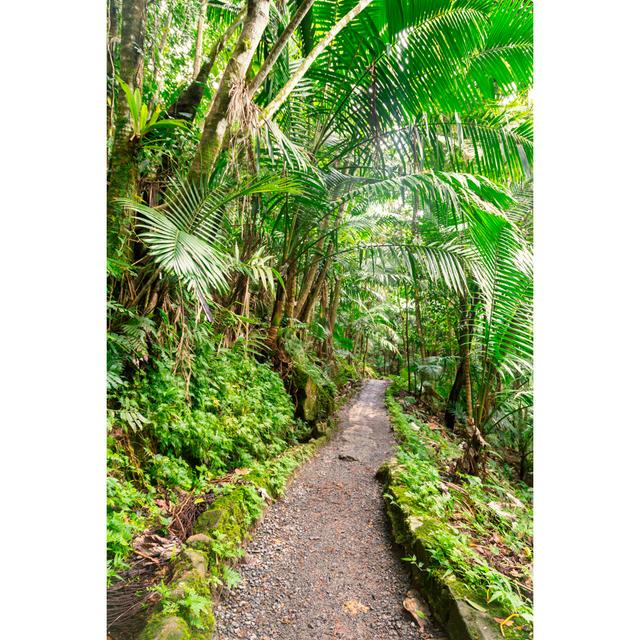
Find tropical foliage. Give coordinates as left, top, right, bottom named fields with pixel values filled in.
left=106, top=0, right=533, bottom=631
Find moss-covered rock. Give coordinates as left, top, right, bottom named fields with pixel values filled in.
left=180, top=549, right=208, bottom=578
left=290, top=364, right=336, bottom=423
left=380, top=459, right=503, bottom=640
left=185, top=533, right=213, bottom=552
left=192, top=508, right=223, bottom=536
left=138, top=614, right=191, bottom=640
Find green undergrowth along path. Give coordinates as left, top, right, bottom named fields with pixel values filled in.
left=140, top=438, right=330, bottom=639
left=107, top=320, right=358, bottom=638
left=107, top=324, right=354, bottom=583
left=383, top=383, right=533, bottom=639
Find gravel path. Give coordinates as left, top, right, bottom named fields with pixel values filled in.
left=213, top=380, right=445, bottom=640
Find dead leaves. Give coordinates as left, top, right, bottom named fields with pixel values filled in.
left=343, top=599, right=370, bottom=615
left=403, top=589, right=429, bottom=630
left=132, top=533, right=181, bottom=562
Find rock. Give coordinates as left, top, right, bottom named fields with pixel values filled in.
left=403, top=589, right=429, bottom=631
left=138, top=615, right=190, bottom=640
left=193, top=508, right=222, bottom=535
left=185, top=533, right=213, bottom=552
left=182, top=548, right=208, bottom=578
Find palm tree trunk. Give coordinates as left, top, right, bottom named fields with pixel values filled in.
left=456, top=294, right=487, bottom=476
left=325, top=276, right=341, bottom=358
left=445, top=359, right=464, bottom=431
left=414, top=287, right=427, bottom=360
left=362, top=336, right=369, bottom=376
left=247, top=0, right=316, bottom=97
left=189, top=0, right=270, bottom=180
left=445, top=293, right=477, bottom=430
left=150, top=3, right=173, bottom=108
left=404, top=288, right=411, bottom=393
left=107, top=0, right=120, bottom=139
left=267, top=280, right=286, bottom=346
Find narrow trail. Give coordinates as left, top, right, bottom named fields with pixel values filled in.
left=213, top=380, right=445, bottom=640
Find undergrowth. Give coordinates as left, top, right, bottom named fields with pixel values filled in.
left=106, top=322, right=348, bottom=584
left=385, top=381, right=533, bottom=639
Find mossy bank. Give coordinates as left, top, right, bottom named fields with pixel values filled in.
left=379, top=385, right=533, bottom=640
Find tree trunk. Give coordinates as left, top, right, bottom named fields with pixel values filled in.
left=107, top=0, right=147, bottom=260
left=150, top=3, right=173, bottom=108
left=107, top=0, right=120, bottom=139
left=168, top=13, right=244, bottom=121
left=362, top=336, right=369, bottom=376
left=445, top=293, right=477, bottom=431
left=267, top=280, right=286, bottom=347
left=404, top=289, right=411, bottom=393
left=283, top=258, right=297, bottom=321
left=445, top=358, right=464, bottom=431
left=414, top=286, right=427, bottom=360
left=261, top=0, right=373, bottom=121
left=247, top=0, right=316, bottom=97
left=456, top=294, right=487, bottom=476
left=189, top=0, right=270, bottom=180
left=294, top=221, right=328, bottom=319
left=192, top=0, right=207, bottom=79
left=325, top=276, right=341, bottom=358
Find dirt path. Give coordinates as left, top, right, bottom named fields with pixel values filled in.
left=213, top=380, right=444, bottom=640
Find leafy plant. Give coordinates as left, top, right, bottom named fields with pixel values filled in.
left=117, top=78, right=188, bottom=140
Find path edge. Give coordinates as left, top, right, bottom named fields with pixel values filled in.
left=136, top=381, right=362, bottom=640
left=377, top=384, right=503, bottom=640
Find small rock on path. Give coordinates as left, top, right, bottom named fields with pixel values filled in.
left=213, top=380, right=444, bottom=640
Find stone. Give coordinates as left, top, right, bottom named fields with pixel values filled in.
left=138, top=615, right=191, bottom=640
left=185, top=533, right=213, bottom=552
left=193, top=508, right=223, bottom=535
left=182, top=548, right=208, bottom=578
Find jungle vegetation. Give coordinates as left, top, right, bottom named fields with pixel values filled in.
left=106, top=0, right=533, bottom=627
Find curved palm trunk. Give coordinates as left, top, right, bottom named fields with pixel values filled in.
left=324, top=276, right=341, bottom=358
left=192, top=0, right=207, bottom=79
left=455, top=292, right=487, bottom=476
left=247, top=0, right=316, bottom=98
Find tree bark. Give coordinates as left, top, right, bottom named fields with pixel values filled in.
left=107, top=0, right=120, bottom=138
left=189, top=0, right=270, bottom=180
left=192, top=0, right=207, bottom=79
left=325, top=275, right=341, bottom=358
left=283, top=257, right=298, bottom=320
left=404, top=287, right=411, bottom=393
left=168, top=13, right=244, bottom=121
left=445, top=357, right=464, bottom=431
left=150, top=2, right=173, bottom=108
left=246, top=0, right=316, bottom=98
left=267, top=279, right=286, bottom=346
left=456, top=292, right=487, bottom=476
left=107, top=0, right=147, bottom=260
left=261, top=0, right=373, bottom=122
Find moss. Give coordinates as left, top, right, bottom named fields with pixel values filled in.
left=381, top=460, right=504, bottom=640
left=288, top=356, right=336, bottom=423
left=138, top=614, right=191, bottom=640
left=185, top=533, right=213, bottom=553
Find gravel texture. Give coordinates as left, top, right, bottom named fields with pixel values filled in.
left=213, top=380, right=445, bottom=640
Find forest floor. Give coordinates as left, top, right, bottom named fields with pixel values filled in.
left=212, top=379, right=445, bottom=640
